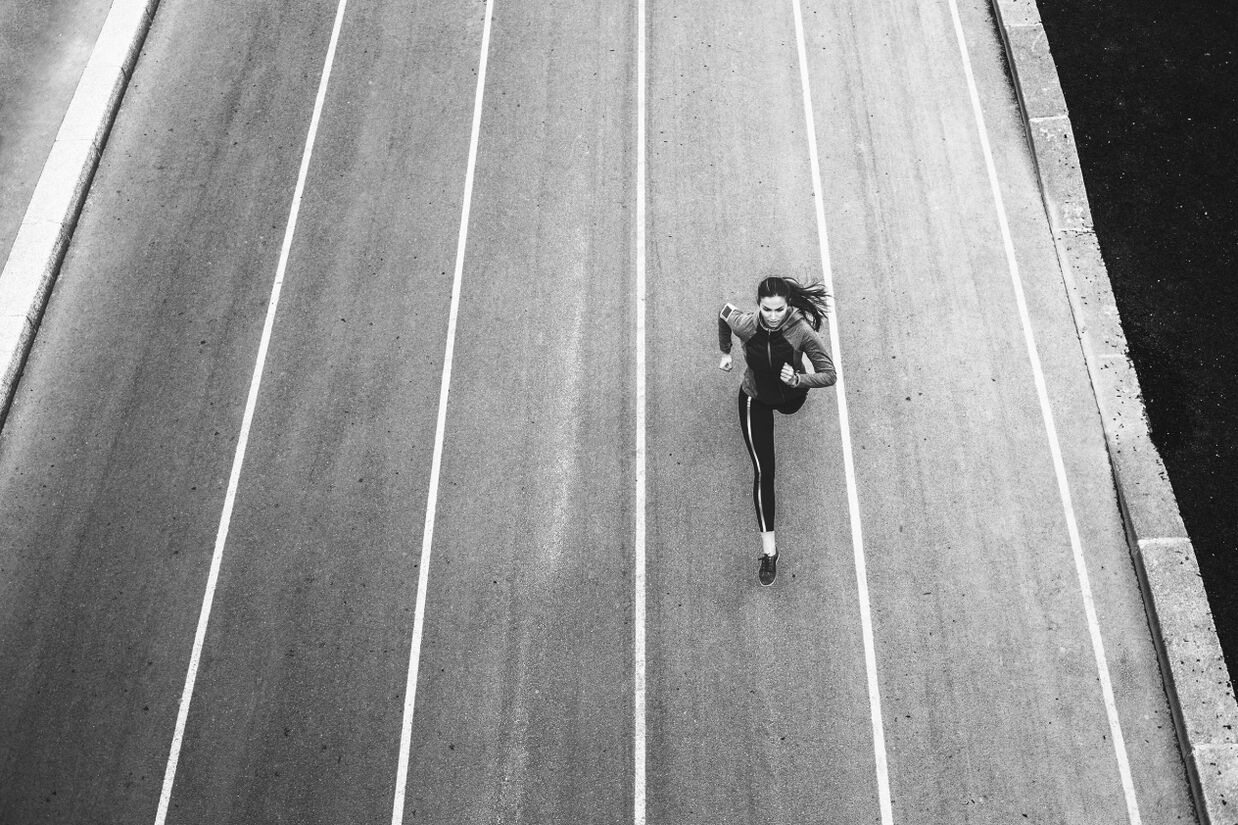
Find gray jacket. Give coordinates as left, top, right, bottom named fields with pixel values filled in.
left=719, top=303, right=837, bottom=404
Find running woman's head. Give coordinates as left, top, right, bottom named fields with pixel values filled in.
left=756, top=276, right=830, bottom=332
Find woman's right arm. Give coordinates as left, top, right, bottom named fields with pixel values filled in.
left=718, top=304, right=737, bottom=353
left=718, top=304, right=739, bottom=370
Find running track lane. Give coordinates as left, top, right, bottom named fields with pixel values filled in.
left=645, top=1, right=881, bottom=822
left=391, top=1, right=637, bottom=822
left=800, top=0, right=1192, bottom=820
left=0, top=0, right=355, bottom=821
left=148, top=0, right=487, bottom=821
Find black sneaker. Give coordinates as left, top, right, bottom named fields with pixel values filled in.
left=759, top=551, right=778, bottom=586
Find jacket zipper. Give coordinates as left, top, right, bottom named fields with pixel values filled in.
left=766, top=333, right=784, bottom=402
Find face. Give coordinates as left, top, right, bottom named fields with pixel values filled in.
left=759, top=296, right=789, bottom=329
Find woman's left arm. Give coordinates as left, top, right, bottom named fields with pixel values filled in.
left=796, top=329, right=837, bottom=388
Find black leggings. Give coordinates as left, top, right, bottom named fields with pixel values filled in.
left=738, top=390, right=807, bottom=532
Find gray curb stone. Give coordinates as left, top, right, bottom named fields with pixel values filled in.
left=991, top=1, right=1238, bottom=821
left=0, top=0, right=161, bottom=428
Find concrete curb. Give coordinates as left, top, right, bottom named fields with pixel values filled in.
left=991, top=1, right=1238, bottom=821
left=0, top=0, right=161, bottom=429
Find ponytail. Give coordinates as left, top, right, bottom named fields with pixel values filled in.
left=757, top=276, right=830, bottom=332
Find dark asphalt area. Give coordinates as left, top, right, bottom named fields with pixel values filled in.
left=1036, top=1, right=1238, bottom=682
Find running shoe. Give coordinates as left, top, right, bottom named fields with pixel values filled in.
left=759, top=551, right=778, bottom=586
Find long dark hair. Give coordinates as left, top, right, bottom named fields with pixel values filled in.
left=757, top=276, right=830, bottom=332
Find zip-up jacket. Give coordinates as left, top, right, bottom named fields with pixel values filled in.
left=719, top=303, right=837, bottom=404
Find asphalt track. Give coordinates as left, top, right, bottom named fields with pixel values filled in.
left=0, top=0, right=1199, bottom=823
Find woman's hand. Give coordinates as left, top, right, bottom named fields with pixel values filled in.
left=780, top=363, right=800, bottom=387
left=719, top=354, right=733, bottom=372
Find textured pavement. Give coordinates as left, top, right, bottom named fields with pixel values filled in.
left=0, top=0, right=1198, bottom=822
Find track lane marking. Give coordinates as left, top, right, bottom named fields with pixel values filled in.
left=789, top=1, right=893, bottom=821
left=389, top=2, right=495, bottom=823
left=634, top=0, right=648, bottom=823
left=944, top=1, right=1142, bottom=822
left=153, top=0, right=352, bottom=821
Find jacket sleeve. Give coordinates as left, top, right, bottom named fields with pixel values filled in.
left=719, top=304, right=758, bottom=353
left=796, top=325, right=837, bottom=389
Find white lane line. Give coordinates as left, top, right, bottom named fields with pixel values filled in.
left=152, top=1, right=351, bottom=821
left=789, top=1, right=893, bottom=822
left=389, top=1, right=495, bottom=823
left=633, top=0, right=648, bottom=822
left=944, top=2, right=1142, bottom=822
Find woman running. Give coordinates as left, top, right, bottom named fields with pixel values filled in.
left=718, top=276, right=836, bottom=585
